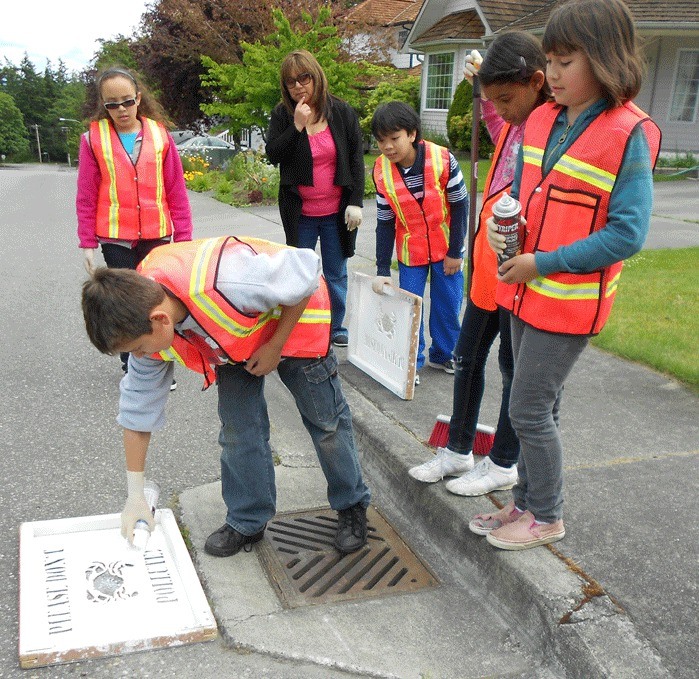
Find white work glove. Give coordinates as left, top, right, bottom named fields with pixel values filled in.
left=82, top=248, right=96, bottom=275
left=121, top=470, right=154, bottom=543
left=372, top=276, right=392, bottom=294
left=464, top=50, right=483, bottom=84
left=345, top=205, right=362, bottom=231
left=486, top=217, right=506, bottom=254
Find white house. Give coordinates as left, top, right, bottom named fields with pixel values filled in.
left=403, top=0, right=699, bottom=153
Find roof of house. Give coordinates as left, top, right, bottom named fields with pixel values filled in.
left=345, top=0, right=425, bottom=27
left=411, top=10, right=484, bottom=46
left=411, top=0, right=699, bottom=45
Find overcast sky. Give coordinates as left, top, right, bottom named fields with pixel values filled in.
left=1, top=0, right=149, bottom=73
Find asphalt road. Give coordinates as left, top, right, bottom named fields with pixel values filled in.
left=0, top=165, right=696, bottom=678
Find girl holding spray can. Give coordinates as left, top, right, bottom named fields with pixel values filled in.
left=480, top=0, right=660, bottom=550
left=409, top=32, right=550, bottom=497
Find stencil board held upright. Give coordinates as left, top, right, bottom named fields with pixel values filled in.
left=19, top=509, right=217, bottom=668
left=346, top=272, right=421, bottom=400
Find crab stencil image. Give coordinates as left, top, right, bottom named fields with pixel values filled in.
left=375, top=304, right=397, bottom=340
left=85, top=560, right=138, bottom=602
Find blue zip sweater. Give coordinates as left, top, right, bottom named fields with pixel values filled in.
left=511, top=99, right=653, bottom=277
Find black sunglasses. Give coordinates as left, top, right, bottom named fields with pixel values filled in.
left=284, top=72, right=313, bottom=88
left=104, top=98, right=138, bottom=111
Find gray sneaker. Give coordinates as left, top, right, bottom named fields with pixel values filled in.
left=428, top=359, right=455, bottom=374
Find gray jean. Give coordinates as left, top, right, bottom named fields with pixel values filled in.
left=508, top=315, right=589, bottom=522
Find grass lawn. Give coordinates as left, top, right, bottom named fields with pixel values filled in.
left=590, top=247, right=699, bottom=393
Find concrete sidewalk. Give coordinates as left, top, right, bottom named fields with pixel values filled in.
left=177, top=183, right=698, bottom=677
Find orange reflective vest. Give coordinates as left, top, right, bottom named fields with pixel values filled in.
left=138, top=237, right=332, bottom=389
left=496, top=102, right=660, bottom=335
left=90, top=117, right=173, bottom=241
left=469, top=123, right=512, bottom=311
left=373, top=140, right=451, bottom=265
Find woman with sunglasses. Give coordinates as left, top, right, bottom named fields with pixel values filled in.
left=266, top=50, right=365, bottom=348
left=76, top=66, right=192, bottom=380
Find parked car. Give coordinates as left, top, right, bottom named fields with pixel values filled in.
left=176, top=135, right=239, bottom=169
left=171, top=129, right=196, bottom=145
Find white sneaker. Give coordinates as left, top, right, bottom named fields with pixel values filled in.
left=408, top=447, right=474, bottom=483
left=445, top=457, right=518, bottom=496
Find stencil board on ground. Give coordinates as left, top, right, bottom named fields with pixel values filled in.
left=346, top=272, right=421, bottom=400
left=18, top=509, right=217, bottom=668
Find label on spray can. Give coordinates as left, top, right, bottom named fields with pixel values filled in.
left=492, top=193, right=522, bottom=265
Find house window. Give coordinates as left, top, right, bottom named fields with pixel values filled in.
left=425, top=53, right=454, bottom=110
left=669, top=49, right=699, bottom=122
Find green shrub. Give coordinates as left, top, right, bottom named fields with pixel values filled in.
left=446, top=79, right=494, bottom=157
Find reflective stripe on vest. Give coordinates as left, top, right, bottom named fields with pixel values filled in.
left=139, top=237, right=331, bottom=388
left=90, top=117, right=172, bottom=241
left=469, top=122, right=512, bottom=311
left=496, top=102, right=660, bottom=335
left=373, top=141, right=451, bottom=266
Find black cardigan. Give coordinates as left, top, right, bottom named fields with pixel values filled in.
left=266, top=95, right=365, bottom=258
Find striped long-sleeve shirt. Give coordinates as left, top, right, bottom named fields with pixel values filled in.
left=375, top=142, right=468, bottom=276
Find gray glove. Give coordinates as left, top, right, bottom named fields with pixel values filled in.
left=372, top=276, right=392, bottom=294
left=121, top=471, right=154, bottom=543
left=345, top=205, right=362, bottom=231
left=82, top=248, right=96, bottom=275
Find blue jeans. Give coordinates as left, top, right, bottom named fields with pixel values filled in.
left=398, top=261, right=463, bottom=369
left=216, top=351, right=371, bottom=535
left=449, top=300, right=519, bottom=468
left=508, top=316, right=588, bottom=522
left=297, top=214, right=348, bottom=339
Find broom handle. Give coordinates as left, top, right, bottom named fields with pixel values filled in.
left=466, top=75, right=481, bottom=297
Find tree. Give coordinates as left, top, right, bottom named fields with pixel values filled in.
left=446, top=78, right=494, bottom=156
left=201, top=7, right=361, bottom=141
left=358, top=72, right=420, bottom=136
left=0, top=92, right=29, bottom=159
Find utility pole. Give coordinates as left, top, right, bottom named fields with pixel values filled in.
left=32, top=124, right=42, bottom=163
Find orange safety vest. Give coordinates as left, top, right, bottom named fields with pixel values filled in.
left=469, top=122, right=512, bottom=311
left=90, top=117, right=173, bottom=241
left=496, top=102, right=660, bottom=335
left=138, top=237, right=332, bottom=389
left=373, top=140, right=451, bottom=266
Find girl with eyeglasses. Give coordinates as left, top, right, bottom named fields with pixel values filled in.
left=76, top=65, right=192, bottom=381
left=266, top=50, right=365, bottom=348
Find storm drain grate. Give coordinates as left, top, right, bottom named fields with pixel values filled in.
left=256, top=506, right=438, bottom=608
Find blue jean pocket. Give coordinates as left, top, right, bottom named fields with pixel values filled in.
left=301, top=353, right=346, bottom=424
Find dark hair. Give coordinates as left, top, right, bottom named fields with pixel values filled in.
left=479, top=31, right=552, bottom=102
left=279, top=50, right=330, bottom=122
left=82, top=268, right=165, bottom=354
left=371, top=101, right=422, bottom=143
left=542, top=0, right=643, bottom=106
left=89, top=65, right=170, bottom=125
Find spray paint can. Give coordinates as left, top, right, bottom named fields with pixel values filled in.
left=132, top=480, right=160, bottom=550
left=492, top=193, right=523, bottom=265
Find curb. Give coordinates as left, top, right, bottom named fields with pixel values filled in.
left=344, top=381, right=670, bottom=678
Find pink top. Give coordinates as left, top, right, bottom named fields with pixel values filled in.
left=481, top=99, right=526, bottom=195
left=298, top=126, right=342, bottom=217
left=76, top=126, right=193, bottom=249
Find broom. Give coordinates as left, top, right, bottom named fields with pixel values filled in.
left=428, top=414, right=496, bottom=456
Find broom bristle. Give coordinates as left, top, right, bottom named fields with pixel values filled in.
left=428, top=415, right=496, bottom=453
left=474, top=424, right=496, bottom=456
left=427, top=414, right=451, bottom=447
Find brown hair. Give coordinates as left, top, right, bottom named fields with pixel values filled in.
left=82, top=268, right=165, bottom=354
left=542, top=0, right=643, bottom=107
left=89, top=65, right=171, bottom=125
left=279, top=50, right=331, bottom=122
left=479, top=31, right=552, bottom=105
